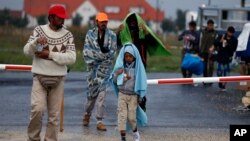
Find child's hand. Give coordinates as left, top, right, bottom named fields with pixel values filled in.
left=124, top=73, right=131, bottom=81
left=116, top=69, right=124, bottom=75
left=126, top=75, right=131, bottom=80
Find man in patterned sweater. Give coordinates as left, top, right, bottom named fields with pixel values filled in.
left=23, top=5, right=76, bottom=141
left=82, top=12, right=117, bottom=131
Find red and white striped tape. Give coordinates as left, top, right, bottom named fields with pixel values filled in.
left=0, top=64, right=32, bottom=71
left=1, top=64, right=250, bottom=85
left=147, top=76, right=250, bottom=85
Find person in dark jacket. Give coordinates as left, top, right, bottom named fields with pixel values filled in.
left=214, top=26, right=238, bottom=91
left=199, top=19, right=218, bottom=86
left=178, top=21, right=200, bottom=78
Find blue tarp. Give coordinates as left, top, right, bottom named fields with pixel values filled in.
left=181, top=53, right=204, bottom=75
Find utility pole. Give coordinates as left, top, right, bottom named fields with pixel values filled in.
left=137, top=0, right=142, bottom=16
left=208, top=0, right=211, bottom=6
left=156, top=0, right=159, bottom=22
left=241, top=0, right=245, bottom=7
left=156, top=0, right=159, bottom=33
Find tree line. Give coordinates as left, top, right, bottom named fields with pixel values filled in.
left=0, top=8, right=84, bottom=28
left=161, top=9, right=186, bottom=32
left=0, top=8, right=28, bottom=28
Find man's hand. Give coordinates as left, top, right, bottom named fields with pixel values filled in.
left=35, top=48, right=49, bottom=59
left=209, top=45, right=215, bottom=53
left=35, top=37, right=49, bottom=59
left=220, top=34, right=225, bottom=43
left=184, top=35, right=190, bottom=41
left=116, top=24, right=124, bottom=34
left=139, top=23, right=148, bottom=35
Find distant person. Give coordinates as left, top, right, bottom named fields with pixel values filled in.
left=241, top=91, right=250, bottom=110
left=236, top=23, right=250, bottom=76
left=214, top=26, right=238, bottom=91
left=82, top=12, right=117, bottom=131
left=178, top=21, right=200, bottom=78
left=117, top=13, right=148, bottom=68
left=234, top=23, right=250, bottom=111
left=199, top=19, right=218, bottom=86
left=233, top=91, right=250, bottom=111
left=116, top=12, right=170, bottom=112
left=111, top=43, right=147, bottom=141
left=23, top=5, right=76, bottom=141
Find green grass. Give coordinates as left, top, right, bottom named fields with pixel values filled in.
left=0, top=48, right=181, bottom=72
left=0, top=26, right=183, bottom=72
left=68, top=50, right=86, bottom=72
left=0, top=26, right=240, bottom=73
left=147, top=48, right=181, bottom=72
left=0, top=27, right=32, bottom=65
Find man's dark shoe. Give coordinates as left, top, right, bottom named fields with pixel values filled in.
left=83, top=114, right=90, bottom=126
left=96, top=122, right=107, bottom=131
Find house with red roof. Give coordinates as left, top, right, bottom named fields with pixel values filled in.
left=23, top=0, right=165, bottom=31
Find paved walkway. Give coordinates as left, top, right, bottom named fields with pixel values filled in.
left=0, top=72, right=249, bottom=141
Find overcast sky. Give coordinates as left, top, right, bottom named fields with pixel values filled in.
left=146, top=0, right=247, bottom=19
left=0, top=0, right=248, bottom=19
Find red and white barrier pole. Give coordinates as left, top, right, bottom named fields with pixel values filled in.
left=0, top=64, right=32, bottom=71
left=147, top=76, right=250, bottom=85
left=1, top=64, right=250, bottom=85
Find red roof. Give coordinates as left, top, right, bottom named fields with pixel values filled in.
left=24, top=0, right=164, bottom=22
left=90, top=0, right=165, bottom=22
left=24, top=0, right=84, bottom=17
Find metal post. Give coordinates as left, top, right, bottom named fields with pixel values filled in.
left=241, top=0, right=245, bottom=7
left=156, top=0, right=159, bottom=33
left=2, top=64, right=250, bottom=85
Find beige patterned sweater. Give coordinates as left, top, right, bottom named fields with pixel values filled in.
left=23, top=24, right=76, bottom=76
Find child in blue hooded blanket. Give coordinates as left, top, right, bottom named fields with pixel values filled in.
left=111, top=43, right=147, bottom=141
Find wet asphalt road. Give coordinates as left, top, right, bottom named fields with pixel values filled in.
left=0, top=72, right=250, bottom=141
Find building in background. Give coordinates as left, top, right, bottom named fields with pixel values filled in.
left=196, top=0, right=250, bottom=33
left=185, top=11, right=198, bottom=30
left=23, top=0, right=164, bottom=31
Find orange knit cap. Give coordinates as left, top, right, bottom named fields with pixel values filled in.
left=96, top=12, right=108, bottom=22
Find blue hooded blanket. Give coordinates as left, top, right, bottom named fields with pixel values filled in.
left=110, top=43, right=148, bottom=127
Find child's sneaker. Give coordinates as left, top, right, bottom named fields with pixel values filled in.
left=133, top=131, right=140, bottom=141
left=193, top=83, right=198, bottom=87
left=220, top=88, right=226, bottom=92
left=233, top=105, right=250, bottom=111
left=121, top=136, right=126, bottom=141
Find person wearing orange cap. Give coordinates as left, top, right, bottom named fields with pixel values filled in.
left=23, top=5, right=76, bottom=141
left=82, top=12, right=117, bottom=131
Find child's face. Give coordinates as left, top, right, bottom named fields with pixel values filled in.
left=124, top=52, right=135, bottom=64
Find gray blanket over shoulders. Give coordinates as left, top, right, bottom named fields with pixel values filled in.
left=83, top=27, right=117, bottom=98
